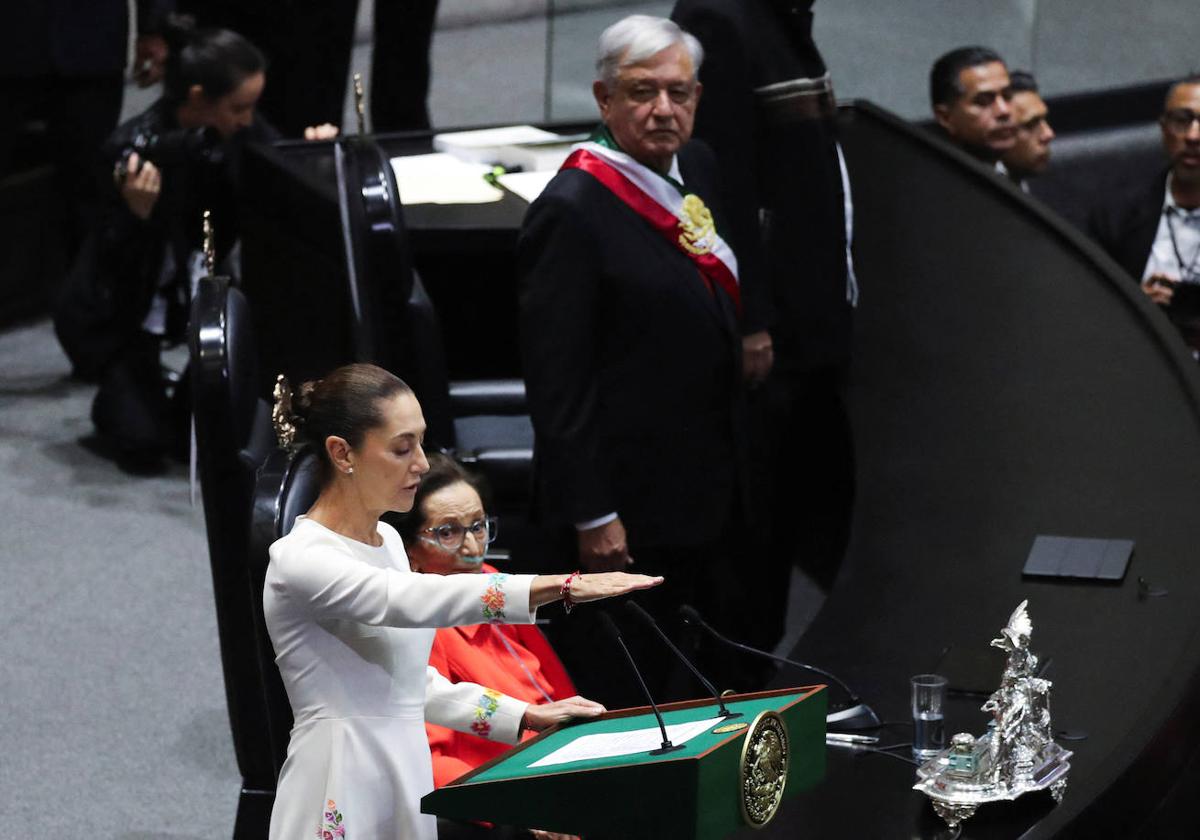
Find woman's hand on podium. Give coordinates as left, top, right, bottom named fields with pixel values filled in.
left=521, top=695, right=606, bottom=733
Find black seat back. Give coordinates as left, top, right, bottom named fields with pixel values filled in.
left=1030, top=123, right=1164, bottom=232
left=188, top=276, right=277, bottom=798
left=336, top=135, right=416, bottom=373
left=402, top=272, right=457, bottom=450
left=248, top=445, right=323, bottom=774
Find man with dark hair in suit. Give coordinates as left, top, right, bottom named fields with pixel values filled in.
left=1002, top=70, right=1056, bottom=189
left=519, top=14, right=751, bottom=707
left=1090, top=76, right=1200, bottom=355
left=668, top=0, right=857, bottom=650
left=929, top=45, right=1017, bottom=169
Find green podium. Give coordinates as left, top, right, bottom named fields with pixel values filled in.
left=421, top=686, right=826, bottom=839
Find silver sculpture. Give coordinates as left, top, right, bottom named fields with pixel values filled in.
left=913, top=601, right=1071, bottom=828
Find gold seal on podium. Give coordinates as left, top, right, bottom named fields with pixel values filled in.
left=738, top=710, right=789, bottom=828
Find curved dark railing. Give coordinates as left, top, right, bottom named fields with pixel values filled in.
left=753, top=101, right=1200, bottom=838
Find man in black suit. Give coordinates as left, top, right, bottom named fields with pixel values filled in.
left=669, top=0, right=856, bottom=641
left=519, top=14, right=751, bottom=706
left=1090, top=76, right=1200, bottom=354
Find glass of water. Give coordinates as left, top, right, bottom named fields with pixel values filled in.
left=910, top=673, right=948, bottom=761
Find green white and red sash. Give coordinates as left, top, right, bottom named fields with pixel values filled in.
left=560, top=142, right=741, bottom=312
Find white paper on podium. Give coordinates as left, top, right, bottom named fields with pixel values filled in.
left=528, top=716, right=724, bottom=768
left=389, top=153, right=503, bottom=205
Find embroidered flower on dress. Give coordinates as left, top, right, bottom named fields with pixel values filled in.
left=316, top=799, right=345, bottom=838
left=471, top=688, right=503, bottom=738
left=481, top=573, right=508, bottom=623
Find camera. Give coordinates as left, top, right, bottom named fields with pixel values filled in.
left=112, top=126, right=224, bottom=185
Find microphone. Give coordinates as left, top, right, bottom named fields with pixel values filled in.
left=623, top=601, right=740, bottom=720
left=679, top=604, right=881, bottom=731
left=597, top=611, right=685, bottom=756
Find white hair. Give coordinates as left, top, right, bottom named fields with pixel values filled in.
left=595, top=15, right=703, bottom=90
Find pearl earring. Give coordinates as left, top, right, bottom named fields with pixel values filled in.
left=347, top=467, right=355, bottom=475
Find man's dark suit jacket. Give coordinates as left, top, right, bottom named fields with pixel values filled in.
left=672, top=0, right=851, bottom=372
left=517, top=140, right=745, bottom=549
left=1088, top=173, right=1167, bottom=280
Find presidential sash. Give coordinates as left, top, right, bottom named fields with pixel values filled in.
left=560, top=142, right=741, bottom=312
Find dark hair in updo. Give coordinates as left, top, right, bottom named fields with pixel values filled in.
left=293, top=363, right=413, bottom=486
left=161, top=16, right=267, bottom=106
left=392, top=452, right=491, bottom=546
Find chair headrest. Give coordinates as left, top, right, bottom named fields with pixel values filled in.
left=280, top=449, right=323, bottom=537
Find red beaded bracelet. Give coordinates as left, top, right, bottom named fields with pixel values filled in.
left=560, top=571, right=581, bottom=613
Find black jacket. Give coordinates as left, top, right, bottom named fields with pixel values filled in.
left=1087, top=173, right=1166, bottom=280
left=517, top=141, right=747, bottom=547
left=672, top=0, right=852, bottom=371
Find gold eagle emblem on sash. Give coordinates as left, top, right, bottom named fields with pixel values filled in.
left=678, top=193, right=716, bottom=255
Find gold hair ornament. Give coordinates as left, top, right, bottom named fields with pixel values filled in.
left=272, top=374, right=298, bottom=451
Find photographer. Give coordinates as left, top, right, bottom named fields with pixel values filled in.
left=56, top=21, right=337, bottom=472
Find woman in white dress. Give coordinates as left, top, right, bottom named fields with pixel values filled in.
left=264, top=363, right=661, bottom=840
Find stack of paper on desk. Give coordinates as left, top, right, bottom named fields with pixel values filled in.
left=432, top=125, right=562, bottom=166
left=389, top=153, right=503, bottom=205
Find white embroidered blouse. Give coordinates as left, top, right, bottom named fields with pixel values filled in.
left=264, top=516, right=536, bottom=840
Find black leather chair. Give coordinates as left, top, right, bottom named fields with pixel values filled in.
left=1030, top=123, right=1163, bottom=233
left=188, top=275, right=280, bottom=837
left=248, top=445, right=323, bottom=775
left=335, top=136, right=536, bottom=544
left=403, top=274, right=534, bottom=513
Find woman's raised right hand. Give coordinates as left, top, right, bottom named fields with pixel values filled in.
left=565, top=572, right=662, bottom=604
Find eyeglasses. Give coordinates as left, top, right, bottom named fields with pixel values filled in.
left=1163, top=109, right=1200, bottom=135
left=420, top=517, right=498, bottom=552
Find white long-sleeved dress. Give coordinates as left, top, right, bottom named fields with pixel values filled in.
left=264, top=516, right=535, bottom=840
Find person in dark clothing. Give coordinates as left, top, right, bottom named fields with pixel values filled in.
left=54, top=23, right=335, bottom=472
left=671, top=0, right=857, bottom=623
left=0, top=0, right=171, bottom=261
left=370, top=0, right=441, bottom=132
left=179, top=0, right=440, bottom=135
left=519, top=15, right=760, bottom=708
left=1089, top=76, right=1200, bottom=356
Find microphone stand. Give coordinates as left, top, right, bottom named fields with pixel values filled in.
left=599, top=612, right=685, bottom=756
left=624, top=601, right=740, bottom=719
left=680, top=605, right=881, bottom=731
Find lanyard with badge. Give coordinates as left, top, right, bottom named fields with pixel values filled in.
left=1166, top=205, right=1200, bottom=283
